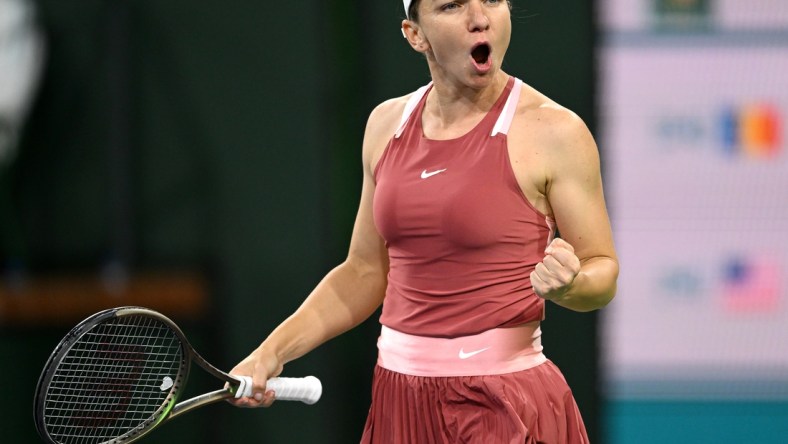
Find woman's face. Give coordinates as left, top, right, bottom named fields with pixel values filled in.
left=407, top=0, right=512, bottom=87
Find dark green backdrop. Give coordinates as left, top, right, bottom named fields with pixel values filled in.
left=1, top=1, right=600, bottom=442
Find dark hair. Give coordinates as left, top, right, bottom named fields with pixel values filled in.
left=407, top=0, right=421, bottom=22
left=407, top=0, right=512, bottom=22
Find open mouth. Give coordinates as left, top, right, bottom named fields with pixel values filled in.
left=471, top=43, right=491, bottom=66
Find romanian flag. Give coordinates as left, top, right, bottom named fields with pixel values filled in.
left=721, top=104, right=782, bottom=158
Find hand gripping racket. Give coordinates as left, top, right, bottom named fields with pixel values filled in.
left=33, top=306, right=322, bottom=444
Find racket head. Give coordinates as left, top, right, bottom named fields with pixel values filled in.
left=34, top=307, right=191, bottom=444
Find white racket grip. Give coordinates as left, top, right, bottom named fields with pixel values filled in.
left=235, top=375, right=253, bottom=399
left=266, top=376, right=322, bottom=405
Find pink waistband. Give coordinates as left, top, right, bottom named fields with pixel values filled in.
left=376, top=322, right=547, bottom=377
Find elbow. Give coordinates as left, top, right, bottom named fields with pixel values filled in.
left=569, top=289, right=615, bottom=313
left=596, top=283, right=617, bottom=310
left=596, top=260, right=619, bottom=310
left=595, top=258, right=619, bottom=309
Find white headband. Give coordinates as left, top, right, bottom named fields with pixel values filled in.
left=403, top=0, right=412, bottom=16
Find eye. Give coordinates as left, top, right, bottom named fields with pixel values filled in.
left=441, top=2, right=460, bottom=11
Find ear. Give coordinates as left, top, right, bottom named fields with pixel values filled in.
left=401, top=19, right=430, bottom=53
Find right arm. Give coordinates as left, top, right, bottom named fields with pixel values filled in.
left=228, top=97, right=405, bottom=407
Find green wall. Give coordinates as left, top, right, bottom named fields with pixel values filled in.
left=1, top=1, right=598, bottom=442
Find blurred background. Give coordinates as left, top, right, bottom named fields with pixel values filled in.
left=599, top=0, right=788, bottom=442
left=0, top=0, right=785, bottom=443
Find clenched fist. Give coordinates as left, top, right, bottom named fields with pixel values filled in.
left=530, top=238, right=581, bottom=301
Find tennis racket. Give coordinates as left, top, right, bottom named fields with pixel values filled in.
left=33, top=306, right=322, bottom=444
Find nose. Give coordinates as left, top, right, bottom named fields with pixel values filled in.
left=467, top=1, right=490, bottom=32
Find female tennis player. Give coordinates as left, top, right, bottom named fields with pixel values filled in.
left=230, top=1, right=618, bottom=442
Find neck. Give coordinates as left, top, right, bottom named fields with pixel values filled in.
left=425, top=71, right=510, bottom=127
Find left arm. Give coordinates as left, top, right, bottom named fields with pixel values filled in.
left=529, top=109, right=619, bottom=311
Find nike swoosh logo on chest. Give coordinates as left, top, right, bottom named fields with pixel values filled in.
left=421, top=168, right=447, bottom=179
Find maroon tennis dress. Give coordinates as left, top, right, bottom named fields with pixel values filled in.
left=362, top=77, right=589, bottom=444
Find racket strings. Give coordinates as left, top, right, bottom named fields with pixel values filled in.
left=43, top=315, right=185, bottom=444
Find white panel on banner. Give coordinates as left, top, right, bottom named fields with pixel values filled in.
left=602, top=0, right=788, bottom=32
left=599, top=7, right=788, bottom=398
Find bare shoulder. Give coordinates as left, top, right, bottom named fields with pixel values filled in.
left=365, top=96, right=408, bottom=140
left=362, top=94, right=410, bottom=172
left=511, top=84, right=600, bottom=179
left=505, top=82, right=602, bottom=216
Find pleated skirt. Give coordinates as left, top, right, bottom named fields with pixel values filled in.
left=360, top=361, right=589, bottom=444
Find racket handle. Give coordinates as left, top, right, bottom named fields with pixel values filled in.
left=266, top=376, right=323, bottom=405
left=235, top=375, right=323, bottom=405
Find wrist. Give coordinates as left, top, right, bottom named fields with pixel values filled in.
left=255, top=342, right=286, bottom=375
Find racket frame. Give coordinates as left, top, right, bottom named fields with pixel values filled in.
left=34, top=306, right=243, bottom=444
